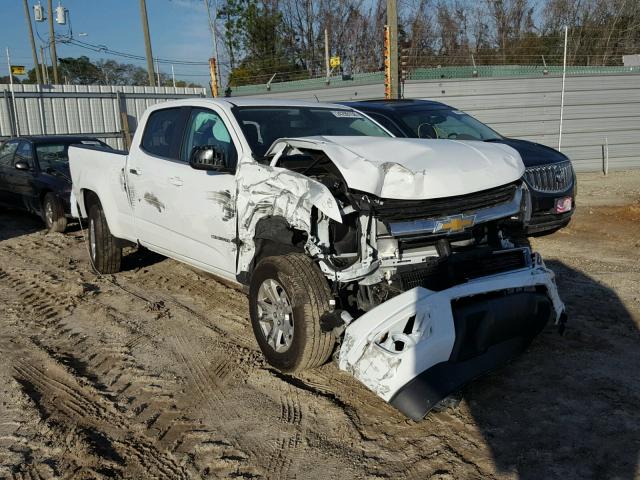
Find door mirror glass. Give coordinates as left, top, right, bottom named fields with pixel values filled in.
left=189, top=145, right=230, bottom=171
left=14, top=161, right=30, bottom=171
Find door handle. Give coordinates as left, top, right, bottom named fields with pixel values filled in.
left=168, top=176, right=183, bottom=186
left=129, top=168, right=141, bottom=175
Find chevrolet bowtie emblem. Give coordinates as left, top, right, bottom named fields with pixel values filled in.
left=434, top=214, right=476, bottom=234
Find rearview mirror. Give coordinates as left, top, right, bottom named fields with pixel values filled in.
left=14, top=161, right=30, bottom=171
left=189, top=145, right=231, bottom=172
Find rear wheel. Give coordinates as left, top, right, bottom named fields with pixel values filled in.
left=249, top=253, right=336, bottom=372
left=88, top=202, right=122, bottom=274
left=42, top=192, right=67, bottom=233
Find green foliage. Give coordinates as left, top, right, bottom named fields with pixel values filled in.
left=58, top=56, right=103, bottom=84
left=220, top=0, right=305, bottom=86
left=15, top=56, right=200, bottom=87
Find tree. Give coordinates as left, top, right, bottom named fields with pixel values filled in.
left=58, top=56, right=102, bottom=84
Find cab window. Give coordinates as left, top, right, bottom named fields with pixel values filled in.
left=181, top=108, right=237, bottom=171
left=0, top=141, right=18, bottom=167
left=141, top=108, right=187, bottom=160
left=14, top=141, right=34, bottom=168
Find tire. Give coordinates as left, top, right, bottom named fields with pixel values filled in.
left=249, top=253, right=336, bottom=372
left=42, top=192, right=67, bottom=233
left=88, top=202, right=122, bottom=274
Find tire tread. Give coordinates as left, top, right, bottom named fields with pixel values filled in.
left=89, top=202, right=122, bottom=274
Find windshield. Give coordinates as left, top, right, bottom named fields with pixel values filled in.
left=36, top=140, right=107, bottom=172
left=233, top=106, right=390, bottom=157
left=398, top=107, right=502, bottom=141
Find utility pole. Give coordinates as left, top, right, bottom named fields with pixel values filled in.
left=324, top=28, right=330, bottom=84
left=171, top=64, right=176, bottom=88
left=22, top=0, right=43, bottom=85
left=40, top=45, right=49, bottom=83
left=386, top=0, right=399, bottom=99
left=6, top=48, right=20, bottom=136
left=203, top=0, right=221, bottom=91
left=139, top=0, right=156, bottom=87
left=209, top=57, right=218, bottom=97
left=47, top=0, right=59, bottom=84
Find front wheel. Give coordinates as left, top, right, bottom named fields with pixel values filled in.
left=43, top=192, right=67, bottom=233
left=249, top=253, right=336, bottom=372
left=88, top=202, right=122, bottom=274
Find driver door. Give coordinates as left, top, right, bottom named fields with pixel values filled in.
left=171, top=107, right=239, bottom=276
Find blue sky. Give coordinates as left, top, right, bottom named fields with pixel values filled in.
left=1, top=0, right=215, bottom=85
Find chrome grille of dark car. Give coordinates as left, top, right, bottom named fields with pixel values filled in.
left=372, top=182, right=518, bottom=223
left=524, top=161, right=573, bottom=193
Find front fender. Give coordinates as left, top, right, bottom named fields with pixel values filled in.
left=235, top=162, right=341, bottom=274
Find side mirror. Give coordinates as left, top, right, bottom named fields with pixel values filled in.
left=189, top=145, right=231, bottom=172
left=15, top=161, right=30, bottom=171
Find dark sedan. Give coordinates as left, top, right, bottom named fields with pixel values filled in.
left=0, top=136, right=111, bottom=232
left=343, top=99, right=576, bottom=235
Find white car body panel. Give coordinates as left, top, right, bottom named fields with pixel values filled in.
left=338, top=255, right=564, bottom=402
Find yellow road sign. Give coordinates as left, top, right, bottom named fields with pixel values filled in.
left=329, top=56, right=341, bottom=68
left=10, top=66, right=26, bottom=75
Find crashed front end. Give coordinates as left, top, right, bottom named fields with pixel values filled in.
left=323, top=182, right=565, bottom=419
left=244, top=137, right=565, bottom=419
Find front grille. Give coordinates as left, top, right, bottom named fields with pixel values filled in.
left=373, top=182, right=518, bottom=222
left=451, top=248, right=529, bottom=281
left=399, top=248, right=529, bottom=291
left=524, top=161, right=573, bottom=193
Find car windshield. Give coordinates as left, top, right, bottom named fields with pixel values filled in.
left=233, top=106, right=390, bottom=157
left=398, top=107, right=502, bottom=141
left=36, top=140, right=106, bottom=172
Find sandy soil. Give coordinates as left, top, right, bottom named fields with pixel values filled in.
left=0, top=171, right=638, bottom=480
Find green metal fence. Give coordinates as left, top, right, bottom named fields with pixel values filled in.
left=230, top=65, right=639, bottom=97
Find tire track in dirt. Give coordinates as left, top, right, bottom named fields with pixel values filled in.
left=0, top=261, right=259, bottom=479
left=11, top=347, right=191, bottom=479
left=0, top=226, right=397, bottom=479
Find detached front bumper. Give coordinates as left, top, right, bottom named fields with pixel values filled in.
left=338, top=254, right=564, bottom=420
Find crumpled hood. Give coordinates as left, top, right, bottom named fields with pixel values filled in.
left=268, top=136, right=524, bottom=200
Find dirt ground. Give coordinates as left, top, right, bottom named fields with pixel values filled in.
left=0, top=170, right=638, bottom=480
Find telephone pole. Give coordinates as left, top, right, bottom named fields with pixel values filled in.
left=47, top=0, right=59, bottom=84
left=324, top=28, right=330, bottom=84
left=203, top=0, right=220, bottom=91
left=139, top=0, right=156, bottom=86
left=22, top=0, right=43, bottom=85
left=386, top=0, right=399, bottom=99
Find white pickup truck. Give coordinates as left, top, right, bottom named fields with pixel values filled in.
left=69, top=98, right=565, bottom=420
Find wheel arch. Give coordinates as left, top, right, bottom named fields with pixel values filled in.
left=239, top=215, right=308, bottom=285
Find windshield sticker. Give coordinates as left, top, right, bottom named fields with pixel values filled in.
left=452, top=110, right=465, bottom=115
left=81, top=140, right=101, bottom=145
left=331, top=110, right=363, bottom=118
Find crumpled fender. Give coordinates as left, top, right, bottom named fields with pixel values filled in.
left=338, top=254, right=564, bottom=418
left=235, top=161, right=341, bottom=273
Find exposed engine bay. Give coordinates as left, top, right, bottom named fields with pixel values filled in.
left=265, top=140, right=533, bottom=315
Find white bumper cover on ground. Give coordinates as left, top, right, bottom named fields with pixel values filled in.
left=338, top=254, right=564, bottom=406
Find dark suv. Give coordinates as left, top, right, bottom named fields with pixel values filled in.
left=0, top=136, right=110, bottom=232
left=343, top=99, right=576, bottom=235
